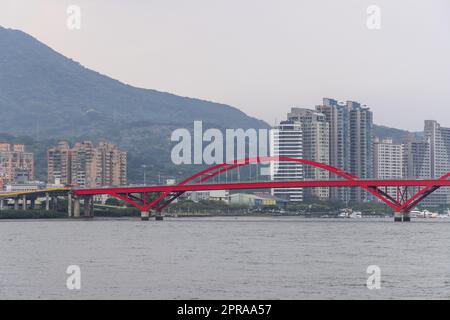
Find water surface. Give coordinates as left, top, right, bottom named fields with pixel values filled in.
left=0, top=217, right=449, bottom=299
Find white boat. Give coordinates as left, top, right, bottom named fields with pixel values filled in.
left=410, top=210, right=422, bottom=218
left=350, top=211, right=362, bottom=218
left=415, top=210, right=439, bottom=218
left=338, top=209, right=350, bottom=218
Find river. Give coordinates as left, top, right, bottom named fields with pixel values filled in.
left=0, top=217, right=449, bottom=299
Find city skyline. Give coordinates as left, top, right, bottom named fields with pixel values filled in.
left=1, top=0, right=449, bottom=131
left=3, top=1, right=450, bottom=303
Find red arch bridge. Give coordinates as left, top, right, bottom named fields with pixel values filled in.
left=1, top=157, right=448, bottom=222
left=67, top=156, right=450, bottom=222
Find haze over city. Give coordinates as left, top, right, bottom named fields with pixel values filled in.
left=1, top=0, right=449, bottom=131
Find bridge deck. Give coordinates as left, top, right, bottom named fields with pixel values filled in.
left=72, top=179, right=450, bottom=196
left=0, top=188, right=70, bottom=199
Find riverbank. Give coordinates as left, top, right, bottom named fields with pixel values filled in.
left=0, top=208, right=389, bottom=219
left=0, top=209, right=66, bottom=219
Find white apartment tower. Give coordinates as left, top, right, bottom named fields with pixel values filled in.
left=373, top=138, right=403, bottom=199
left=316, top=98, right=373, bottom=203
left=402, top=137, right=431, bottom=180
left=423, top=120, right=450, bottom=206
left=270, top=120, right=303, bottom=202
left=287, top=107, right=330, bottom=200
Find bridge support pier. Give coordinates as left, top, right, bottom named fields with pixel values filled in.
left=31, top=199, right=39, bottom=209
left=141, top=211, right=149, bottom=221
left=67, top=193, right=72, bottom=217
left=394, top=210, right=411, bottom=222
left=84, top=196, right=94, bottom=217
left=45, top=193, right=50, bottom=211
left=155, top=212, right=164, bottom=221
left=52, top=197, right=58, bottom=210
left=14, top=198, right=19, bottom=210
left=22, top=195, right=27, bottom=210
left=73, top=198, right=80, bottom=218
left=0, top=199, right=3, bottom=211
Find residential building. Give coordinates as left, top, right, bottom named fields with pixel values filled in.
left=47, top=141, right=72, bottom=185
left=0, top=143, right=34, bottom=187
left=402, top=135, right=432, bottom=206
left=96, top=142, right=128, bottom=186
left=270, top=120, right=303, bottom=202
left=48, top=141, right=127, bottom=188
left=402, top=136, right=431, bottom=180
left=423, top=120, right=450, bottom=206
left=316, top=98, right=373, bottom=203
left=70, top=141, right=99, bottom=188
left=373, top=138, right=403, bottom=199
left=287, top=107, right=330, bottom=200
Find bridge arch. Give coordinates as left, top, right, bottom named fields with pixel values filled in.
left=143, top=156, right=401, bottom=213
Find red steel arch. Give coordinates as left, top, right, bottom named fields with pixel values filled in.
left=73, top=157, right=450, bottom=218
left=131, top=156, right=405, bottom=213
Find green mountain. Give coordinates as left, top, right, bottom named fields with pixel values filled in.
left=0, top=26, right=423, bottom=183
left=0, top=26, right=269, bottom=182
left=372, top=125, right=423, bottom=144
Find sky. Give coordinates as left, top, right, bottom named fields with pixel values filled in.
left=1, top=0, right=449, bottom=131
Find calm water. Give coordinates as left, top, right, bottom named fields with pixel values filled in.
left=0, top=217, right=449, bottom=300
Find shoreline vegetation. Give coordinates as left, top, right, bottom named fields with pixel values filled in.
left=0, top=199, right=396, bottom=219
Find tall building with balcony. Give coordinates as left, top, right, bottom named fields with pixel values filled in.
left=0, top=143, right=34, bottom=187
left=70, top=141, right=99, bottom=188
left=48, top=141, right=127, bottom=188
left=423, top=120, right=450, bottom=206
left=270, top=120, right=303, bottom=202
left=373, top=138, right=403, bottom=199
left=402, top=136, right=431, bottom=206
left=47, top=141, right=72, bottom=185
left=96, top=142, right=128, bottom=186
left=287, top=107, right=330, bottom=200
left=402, top=136, right=431, bottom=180
left=316, top=98, right=373, bottom=203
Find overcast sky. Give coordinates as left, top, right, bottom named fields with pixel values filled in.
left=1, top=0, right=449, bottom=131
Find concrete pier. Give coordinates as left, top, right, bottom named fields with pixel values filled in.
left=394, top=210, right=411, bottom=222
left=22, top=195, right=27, bottom=210
left=67, top=193, right=72, bottom=217
left=31, top=199, right=39, bottom=209
left=141, top=211, right=149, bottom=221
left=14, top=198, right=19, bottom=210
left=52, top=197, right=58, bottom=210
left=45, top=193, right=50, bottom=211
left=0, top=199, right=3, bottom=211
left=84, top=196, right=94, bottom=217
left=73, top=198, right=80, bottom=218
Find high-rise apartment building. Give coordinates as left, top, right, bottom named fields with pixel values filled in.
left=402, top=136, right=431, bottom=206
left=402, top=136, right=431, bottom=180
left=48, top=141, right=127, bottom=188
left=316, top=98, right=373, bottom=203
left=287, top=107, right=330, bottom=200
left=373, top=138, right=403, bottom=199
left=47, top=141, right=72, bottom=185
left=0, top=143, right=34, bottom=186
left=97, top=141, right=128, bottom=186
left=270, top=120, right=303, bottom=202
left=423, top=120, right=450, bottom=205
left=70, top=141, right=99, bottom=188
